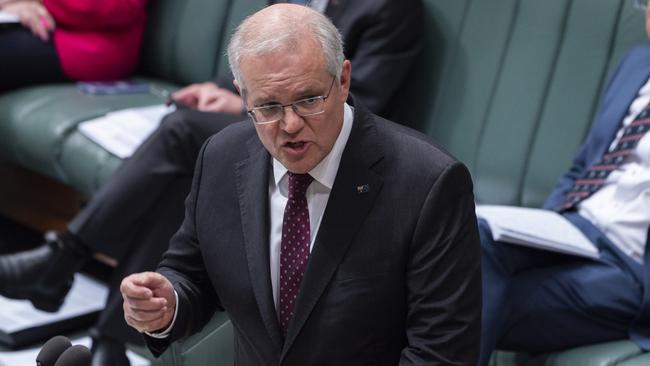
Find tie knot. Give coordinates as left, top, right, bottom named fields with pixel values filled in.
left=287, top=172, right=313, bottom=197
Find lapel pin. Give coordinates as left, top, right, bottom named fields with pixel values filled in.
left=356, top=184, right=370, bottom=194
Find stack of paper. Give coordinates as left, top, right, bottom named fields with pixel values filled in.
left=476, top=205, right=599, bottom=259
left=78, top=104, right=175, bottom=159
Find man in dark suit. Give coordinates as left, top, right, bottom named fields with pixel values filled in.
left=479, top=2, right=650, bottom=364
left=121, top=4, right=481, bottom=365
left=0, top=1, right=422, bottom=365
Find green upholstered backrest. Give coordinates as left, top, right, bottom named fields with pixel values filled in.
left=139, top=0, right=233, bottom=84
left=212, top=0, right=269, bottom=83
left=398, top=0, right=649, bottom=208
left=140, top=0, right=270, bottom=85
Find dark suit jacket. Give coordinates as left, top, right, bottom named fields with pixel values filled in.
left=543, top=46, right=650, bottom=349
left=146, top=103, right=481, bottom=365
left=221, top=0, right=423, bottom=117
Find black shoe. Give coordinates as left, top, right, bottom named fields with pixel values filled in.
left=91, top=336, right=130, bottom=366
left=0, top=231, right=89, bottom=312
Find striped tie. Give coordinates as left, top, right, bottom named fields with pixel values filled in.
left=562, top=102, right=650, bottom=210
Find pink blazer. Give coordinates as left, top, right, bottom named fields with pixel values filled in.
left=43, top=0, right=148, bottom=81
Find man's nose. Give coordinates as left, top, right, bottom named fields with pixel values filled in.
left=281, top=107, right=304, bottom=133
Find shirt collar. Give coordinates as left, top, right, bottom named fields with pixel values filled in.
left=272, top=102, right=354, bottom=189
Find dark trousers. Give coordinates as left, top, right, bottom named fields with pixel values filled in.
left=0, top=27, right=67, bottom=93
left=67, top=108, right=245, bottom=343
left=478, top=213, right=644, bottom=365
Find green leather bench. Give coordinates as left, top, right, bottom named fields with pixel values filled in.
left=159, top=0, right=650, bottom=365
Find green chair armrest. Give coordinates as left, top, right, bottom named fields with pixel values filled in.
left=160, top=312, right=233, bottom=366
left=492, top=340, right=644, bottom=366
left=617, top=352, right=650, bottom=366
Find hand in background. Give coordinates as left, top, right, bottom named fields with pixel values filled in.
left=172, top=82, right=244, bottom=115
left=2, top=1, right=54, bottom=42
left=121, top=272, right=176, bottom=334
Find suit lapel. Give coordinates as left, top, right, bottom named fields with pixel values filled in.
left=235, top=136, right=284, bottom=349
left=281, top=107, right=384, bottom=358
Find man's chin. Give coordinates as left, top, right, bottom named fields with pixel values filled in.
left=279, top=157, right=318, bottom=174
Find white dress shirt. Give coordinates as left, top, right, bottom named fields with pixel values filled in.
left=579, top=77, right=650, bottom=263
left=269, top=102, right=353, bottom=307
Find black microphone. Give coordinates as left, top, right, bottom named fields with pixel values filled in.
left=36, top=336, right=72, bottom=366
left=53, top=345, right=91, bottom=366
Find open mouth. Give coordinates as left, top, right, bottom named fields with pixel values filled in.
left=285, top=141, right=306, bottom=149
left=283, top=141, right=310, bottom=155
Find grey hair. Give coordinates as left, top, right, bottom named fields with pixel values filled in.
left=227, top=5, right=344, bottom=91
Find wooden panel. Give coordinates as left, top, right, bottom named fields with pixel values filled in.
left=0, top=160, right=84, bottom=233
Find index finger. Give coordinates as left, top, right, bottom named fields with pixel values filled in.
left=132, top=271, right=171, bottom=289
left=121, top=272, right=167, bottom=298
left=197, top=88, right=221, bottom=111
left=172, top=84, right=202, bottom=100
left=40, top=12, right=55, bottom=31
left=120, top=278, right=154, bottom=300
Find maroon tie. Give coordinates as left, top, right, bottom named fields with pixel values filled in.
left=562, top=102, right=650, bottom=210
left=279, top=172, right=313, bottom=332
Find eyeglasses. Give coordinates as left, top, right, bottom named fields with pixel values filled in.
left=634, top=0, right=648, bottom=12
left=247, top=77, right=336, bottom=125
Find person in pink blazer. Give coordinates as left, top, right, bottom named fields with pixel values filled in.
left=0, top=0, right=147, bottom=92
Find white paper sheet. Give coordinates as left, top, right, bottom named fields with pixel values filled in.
left=0, top=274, right=108, bottom=334
left=0, top=336, right=150, bottom=366
left=0, top=11, right=19, bottom=23
left=78, top=104, right=175, bottom=159
left=476, top=205, right=599, bottom=259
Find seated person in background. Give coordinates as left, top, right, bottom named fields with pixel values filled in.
left=0, top=1, right=423, bottom=365
left=479, top=2, right=650, bottom=364
left=121, top=4, right=481, bottom=365
left=0, top=0, right=148, bottom=93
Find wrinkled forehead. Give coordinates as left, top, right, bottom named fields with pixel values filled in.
left=239, top=39, right=328, bottom=89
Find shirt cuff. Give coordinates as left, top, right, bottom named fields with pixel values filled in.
left=145, top=290, right=179, bottom=339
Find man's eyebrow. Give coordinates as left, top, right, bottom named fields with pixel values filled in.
left=295, top=86, right=321, bottom=97
left=251, top=96, right=278, bottom=106
left=251, top=84, right=324, bottom=106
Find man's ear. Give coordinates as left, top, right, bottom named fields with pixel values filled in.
left=338, top=60, right=352, bottom=102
